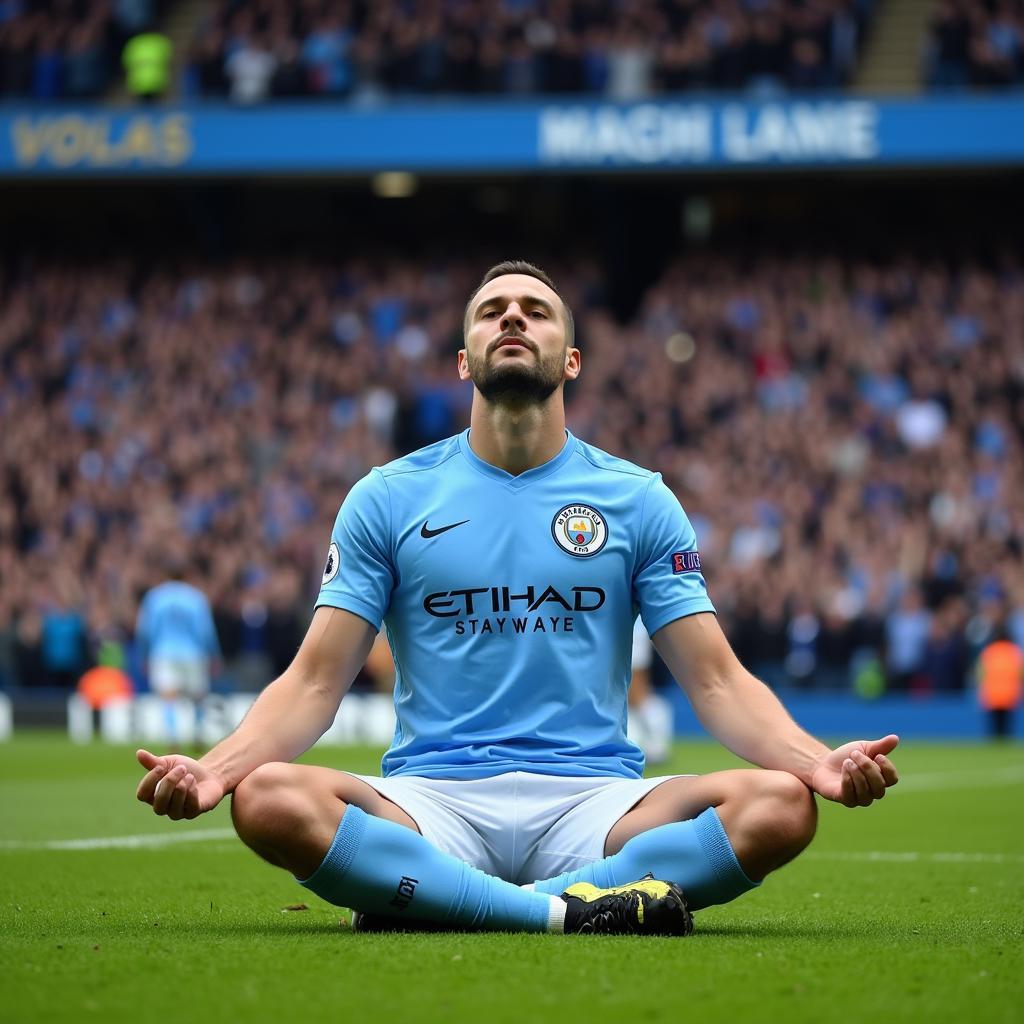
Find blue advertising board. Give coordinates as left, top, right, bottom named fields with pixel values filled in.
left=1, top=96, right=1023, bottom=176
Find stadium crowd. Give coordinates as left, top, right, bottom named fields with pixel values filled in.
left=0, top=0, right=169, bottom=99
left=187, top=0, right=869, bottom=102
left=1, top=249, right=1022, bottom=698
left=925, top=0, right=1024, bottom=89
left=5, top=0, right=1024, bottom=102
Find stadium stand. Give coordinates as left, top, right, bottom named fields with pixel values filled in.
left=1, top=249, right=1021, bottom=697
left=3, top=1, right=1022, bottom=104
left=185, top=0, right=873, bottom=101
left=924, top=0, right=1024, bottom=89
left=0, top=1, right=170, bottom=100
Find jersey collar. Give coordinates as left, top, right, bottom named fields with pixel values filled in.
left=458, top=428, right=577, bottom=488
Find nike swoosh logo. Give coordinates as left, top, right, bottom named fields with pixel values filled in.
left=420, top=519, right=470, bottom=539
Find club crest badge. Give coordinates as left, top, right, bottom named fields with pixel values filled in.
left=552, top=504, right=608, bottom=557
left=321, top=542, right=340, bottom=585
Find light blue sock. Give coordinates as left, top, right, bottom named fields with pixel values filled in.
left=300, top=805, right=557, bottom=932
left=532, top=807, right=759, bottom=911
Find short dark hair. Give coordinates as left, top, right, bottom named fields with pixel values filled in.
left=463, top=260, right=575, bottom=347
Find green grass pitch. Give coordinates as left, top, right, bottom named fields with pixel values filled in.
left=2, top=734, right=1022, bottom=1024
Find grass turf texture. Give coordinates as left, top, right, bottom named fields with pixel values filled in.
left=2, top=735, right=1022, bottom=1024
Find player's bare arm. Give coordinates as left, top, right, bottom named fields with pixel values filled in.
left=136, top=607, right=377, bottom=820
left=652, top=612, right=899, bottom=807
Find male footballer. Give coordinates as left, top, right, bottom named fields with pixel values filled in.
left=137, top=260, right=899, bottom=936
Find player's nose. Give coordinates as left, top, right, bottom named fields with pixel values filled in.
left=500, top=304, right=527, bottom=331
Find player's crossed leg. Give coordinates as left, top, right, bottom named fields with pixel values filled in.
left=530, top=768, right=816, bottom=910
left=233, top=763, right=577, bottom=933
left=230, top=763, right=815, bottom=933
left=607, top=769, right=817, bottom=880
left=231, top=764, right=419, bottom=879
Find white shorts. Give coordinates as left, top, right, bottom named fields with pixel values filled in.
left=348, top=771, right=686, bottom=884
left=149, top=657, right=209, bottom=698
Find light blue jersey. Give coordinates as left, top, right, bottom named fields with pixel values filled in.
left=316, top=430, right=714, bottom=780
left=135, top=582, right=220, bottom=661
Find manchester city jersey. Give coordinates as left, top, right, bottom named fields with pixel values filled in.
left=316, top=429, right=715, bottom=780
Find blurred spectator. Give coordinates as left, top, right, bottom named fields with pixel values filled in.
left=606, top=23, right=654, bottom=100
left=225, top=33, right=276, bottom=104
left=922, top=598, right=969, bottom=692
left=65, top=21, right=109, bottom=98
left=122, top=28, right=172, bottom=102
left=13, top=612, right=46, bottom=690
left=816, top=598, right=857, bottom=690
left=925, top=0, right=1024, bottom=89
left=270, top=37, right=305, bottom=97
left=895, top=382, right=948, bottom=449
left=886, top=590, right=930, bottom=689
left=926, top=0, right=972, bottom=88
left=77, top=663, right=133, bottom=710
left=977, top=629, right=1022, bottom=737
left=301, top=13, right=353, bottom=97
left=263, top=567, right=306, bottom=678
left=32, top=16, right=65, bottom=99
left=187, top=28, right=228, bottom=96
left=114, top=0, right=157, bottom=40
left=1, top=15, right=36, bottom=95
left=41, top=602, right=89, bottom=689
left=788, top=37, right=830, bottom=90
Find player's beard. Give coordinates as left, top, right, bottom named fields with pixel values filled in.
left=467, top=343, right=566, bottom=407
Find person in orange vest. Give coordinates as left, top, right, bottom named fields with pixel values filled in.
left=77, top=664, right=134, bottom=709
left=977, top=630, right=1023, bottom=740
left=77, top=663, right=134, bottom=735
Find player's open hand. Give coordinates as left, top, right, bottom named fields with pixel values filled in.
left=136, top=749, right=226, bottom=820
left=809, top=734, right=900, bottom=807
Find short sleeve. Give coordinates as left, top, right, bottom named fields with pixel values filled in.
left=315, top=470, right=396, bottom=629
left=633, top=475, right=715, bottom=636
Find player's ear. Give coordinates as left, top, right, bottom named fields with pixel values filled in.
left=564, top=346, right=581, bottom=382
left=457, top=348, right=471, bottom=381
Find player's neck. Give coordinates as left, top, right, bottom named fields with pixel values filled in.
left=468, top=398, right=567, bottom=476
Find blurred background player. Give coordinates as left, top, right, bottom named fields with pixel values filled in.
left=135, top=563, right=221, bottom=746
left=627, top=618, right=674, bottom=765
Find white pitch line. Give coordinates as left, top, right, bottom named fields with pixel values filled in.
left=894, top=764, right=1024, bottom=792
left=806, top=851, right=1024, bottom=865
left=0, top=828, right=237, bottom=851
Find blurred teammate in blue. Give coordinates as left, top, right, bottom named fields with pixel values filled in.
left=136, top=261, right=900, bottom=937
left=135, top=563, right=221, bottom=745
